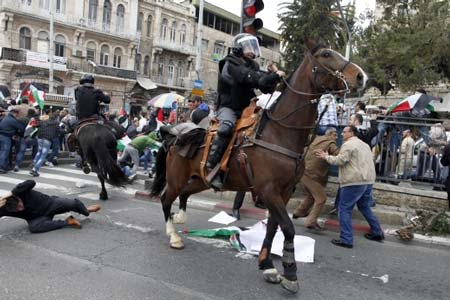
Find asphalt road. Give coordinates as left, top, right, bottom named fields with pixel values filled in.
left=0, top=166, right=449, bottom=300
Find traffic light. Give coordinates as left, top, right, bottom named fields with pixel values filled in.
left=242, top=0, right=264, bottom=35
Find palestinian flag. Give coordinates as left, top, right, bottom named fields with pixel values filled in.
left=16, top=82, right=32, bottom=102
left=29, top=85, right=45, bottom=110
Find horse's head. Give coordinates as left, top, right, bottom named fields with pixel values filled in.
left=305, top=40, right=367, bottom=94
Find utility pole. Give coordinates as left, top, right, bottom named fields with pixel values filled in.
left=49, top=0, right=54, bottom=93
left=194, top=0, right=204, bottom=80
left=336, top=0, right=351, bottom=60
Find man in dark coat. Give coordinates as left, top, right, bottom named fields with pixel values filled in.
left=440, top=143, right=450, bottom=210
left=75, top=74, right=110, bottom=121
left=207, top=33, right=285, bottom=189
left=0, top=180, right=101, bottom=233
left=0, top=108, right=25, bottom=173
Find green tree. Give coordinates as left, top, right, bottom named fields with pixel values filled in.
left=278, top=0, right=355, bottom=72
left=355, top=0, right=450, bottom=94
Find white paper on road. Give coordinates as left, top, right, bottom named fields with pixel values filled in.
left=208, top=211, right=237, bottom=225
left=239, top=220, right=315, bottom=263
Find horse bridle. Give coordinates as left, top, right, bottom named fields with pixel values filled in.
left=266, top=49, right=352, bottom=130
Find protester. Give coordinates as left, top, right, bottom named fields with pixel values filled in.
left=397, top=129, right=415, bottom=179
left=14, top=108, right=39, bottom=171
left=0, top=108, right=25, bottom=173
left=30, top=110, right=60, bottom=177
left=316, top=125, right=384, bottom=248
left=117, top=131, right=162, bottom=180
left=292, top=128, right=339, bottom=231
left=316, top=94, right=338, bottom=136
left=350, top=113, right=378, bottom=146
left=440, top=142, right=450, bottom=210
left=0, top=180, right=101, bottom=233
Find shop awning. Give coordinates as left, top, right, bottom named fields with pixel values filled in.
left=137, top=77, right=157, bottom=90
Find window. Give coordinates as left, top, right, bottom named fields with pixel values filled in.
left=88, top=0, right=98, bottom=22
left=56, top=0, right=65, bottom=13
left=201, top=39, right=208, bottom=52
left=37, top=31, right=49, bottom=54
left=100, top=45, right=109, bottom=65
left=161, top=18, right=168, bottom=40
left=86, top=41, right=96, bottom=62
left=116, top=4, right=125, bottom=32
left=170, top=21, right=177, bottom=43
left=103, top=0, right=112, bottom=30
left=179, top=24, right=186, bottom=45
left=19, top=27, right=32, bottom=50
left=214, top=43, right=224, bottom=55
left=39, top=0, right=49, bottom=9
left=22, top=0, right=31, bottom=5
left=158, top=62, right=164, bottom=76
left=144, top=55, right=150, bottom=75
left=168, top=61, right=174, bottom=79
left=113, top=48, right=122, bottom=68
left=54, top=34, right=65, bottom=57
left=135, top=54, right=141, bottom=73
left=137, top=12, right=143, bottom=32
left=146, top=15, right=152, bottom=37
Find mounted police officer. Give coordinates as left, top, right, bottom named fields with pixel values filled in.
left=207, top=33, right=285, bottom=189
left=75, top=74, right=110, bottom=122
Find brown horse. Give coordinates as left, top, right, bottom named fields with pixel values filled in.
left=151, top=39, right=367, bottom=293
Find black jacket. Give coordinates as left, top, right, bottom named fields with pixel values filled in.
left=441, top=144, right=450, bottom=167
left=217, top=54, right=280, bottom=112
left=75, top=84, right=110, bottom=119
left=0, top=180, right=55, bottom=221
left=0, top=113, right=25, bottom=137
left=37, top=116, right=60, bottom=141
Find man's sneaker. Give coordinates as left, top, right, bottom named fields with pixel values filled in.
left=143, top=170, right=148, bottom=175
left=29, top=170, right=40, bottom=177
left=44, top=161, right=54, bottom=167
left=13, top=166, right=19, bottom=172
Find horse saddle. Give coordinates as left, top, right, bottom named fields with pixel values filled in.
left=160, top=123, right=206, bottom=159
left=67, top=118, right=105, bottom=152
left=200, top=98, right=262, bottom=185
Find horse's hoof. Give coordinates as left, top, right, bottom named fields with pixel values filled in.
left=83, top=166, right=91, bottom=174
left=262, top=268, right=282, bottom=284
left=99, top=194, right=108, bottom=201
left=280, top=277, right=299, bottom=294
left=170, top=240, right=185, bottom=249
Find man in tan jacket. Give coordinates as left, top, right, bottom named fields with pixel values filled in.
left=293, top=128, right=339, bottom=231
left=316, top=125, right=383, bottom=248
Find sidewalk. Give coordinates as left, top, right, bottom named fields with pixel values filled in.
left=136, top=182, right=450, bottom=248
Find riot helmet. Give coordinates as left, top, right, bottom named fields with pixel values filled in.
left=231, top=33, right=261, bottom=58
left=80, top=74, right=95, bottom=85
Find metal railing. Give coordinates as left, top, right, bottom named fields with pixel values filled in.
left=0, top=47, right=26, bottom=62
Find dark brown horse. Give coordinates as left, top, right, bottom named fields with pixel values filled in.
left=151, top=40, right=367, bottom=293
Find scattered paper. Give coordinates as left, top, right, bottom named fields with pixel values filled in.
left=208, top=210, right=237, bottom=225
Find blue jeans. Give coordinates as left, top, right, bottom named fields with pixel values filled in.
left=47, top=136, right=60, bottom=163
left=140, top=148, right=153, bottom=172
left=15, top=137, right=38, bottom=168
left=0, top=134, right=12, bottom=170
left=338, top=184, right=383, bottom=245
left=33, top=138, right=52, bottom=171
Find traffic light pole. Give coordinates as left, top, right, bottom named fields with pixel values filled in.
left=239, top=0, right=244, bottom=33
left=336, top=0, right=351, bottom=59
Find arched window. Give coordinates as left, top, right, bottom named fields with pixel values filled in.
left=146, top=15, right=152, bottom=37
left=137, top=12, right=143, bottom=32
left=143, top=55, right=150, bottom=76
left=103, top=0, right=112, bottom=30
left=37, top=31, right=49, bottom=54
left=100, top=45, right=110, bottom=66
left=88, top=0, right=98, bottom=22
left=86, top=41, right=96, bottom=62
left=161, top=18, right=168, bottom=40
left=170, top=21, right=177, bottom=43
left=116, top=4, right=125, bottom=32
left=113, top=47, right=122, bottom=68
left=179, top=24, right=186, bottom=45
left=135, top=53, right=142, bottom=73
left=54, top=34, right=65, bottom=57
left=19, top=27, right=31, bottom=50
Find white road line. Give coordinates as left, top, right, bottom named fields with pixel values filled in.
left=0, top=176, right=69, bottom=192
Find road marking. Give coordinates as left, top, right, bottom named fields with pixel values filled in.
left=0, top=176, right=69, bottom=192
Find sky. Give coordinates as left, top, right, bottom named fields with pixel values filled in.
left=206, top=0, right=376, bottom=33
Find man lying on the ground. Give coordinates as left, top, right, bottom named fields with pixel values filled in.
left=0, top=180, right=101, bottom=233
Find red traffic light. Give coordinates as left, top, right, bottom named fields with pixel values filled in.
left=244, top=6, right=256, bottom=17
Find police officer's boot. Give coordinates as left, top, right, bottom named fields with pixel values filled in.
left=67, top=133, right=78, bottom=152
left=207, top=136, right=228, bottom=190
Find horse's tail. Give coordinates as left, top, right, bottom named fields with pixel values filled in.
left=94, top=139, right=129, bottom=187
left=151, top=146, right=168, bottom=196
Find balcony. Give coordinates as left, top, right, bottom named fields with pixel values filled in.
left=152, top=39, right=197, bottom=56
left=0, top=0, right=139, bottom=41
left=151, top=75, right=192, bottom=89
left=66, top=59, right=137, bottom=80
left=0, top=47, right=26, bottom=63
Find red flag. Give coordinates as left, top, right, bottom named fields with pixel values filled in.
left=119, top=107, right=126, bottom=116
